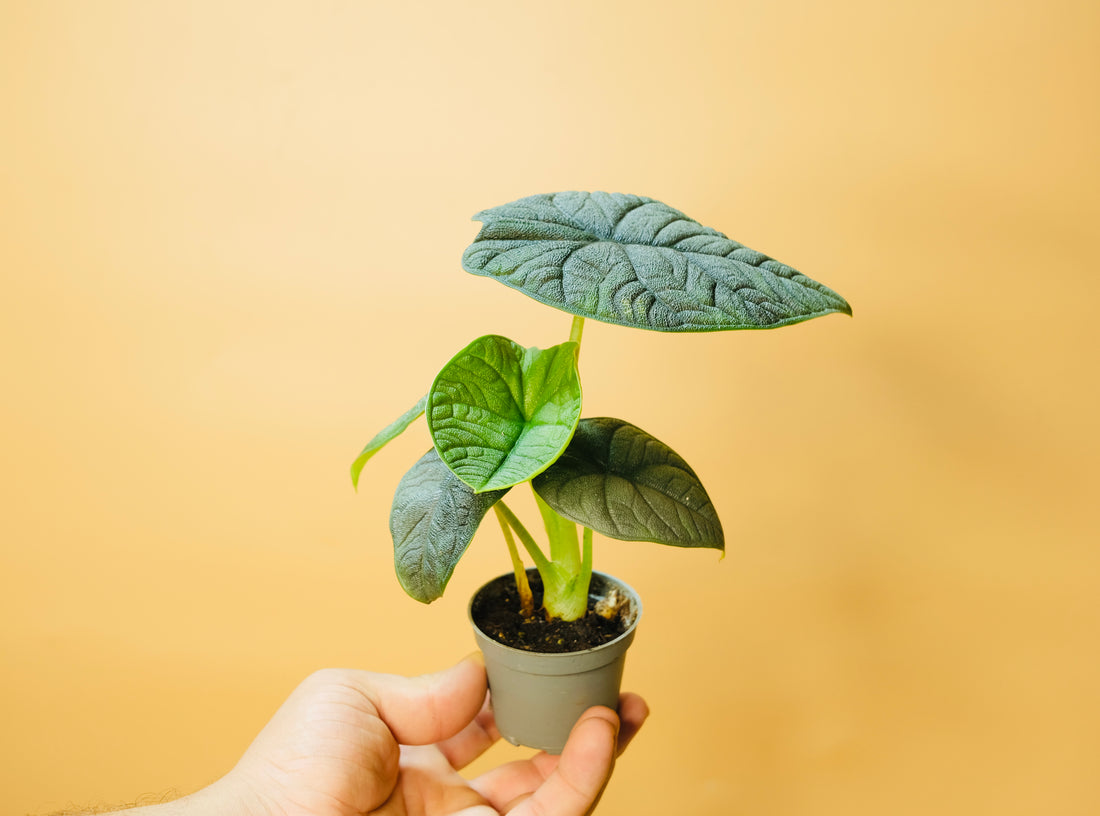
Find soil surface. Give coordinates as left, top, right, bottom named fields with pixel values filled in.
left=471, top=571, right=631, bottom=653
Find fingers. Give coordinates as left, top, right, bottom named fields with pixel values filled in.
left=615, top=692, right=649, bottom=756
left=435, top=692, right=502, bottom=769
left=472, top=700, right=646, bottom=815
left=357, top=652, right=488, bottom=746
left=513, top=707, right=619, bottom=815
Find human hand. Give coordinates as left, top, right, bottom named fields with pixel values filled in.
left=191, top=654, right=646, bottom=816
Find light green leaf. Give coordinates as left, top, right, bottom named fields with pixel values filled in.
left=390, top=448, right=509, bottom=603
left=350, top=395, right=428, bottom=490
left=428, top=334, right=582, bottom=493
left=462, top=191, right=851, bottom=332
left=532, top=417, right=724, bottom=550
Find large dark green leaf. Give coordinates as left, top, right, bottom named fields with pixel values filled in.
left=532, top=417, right=724, bottom=550
left=389, top=448, right=509, bottom=603
left=428, top=334, right=582, bottom=493
left=462, top=191, right=851, bottom=332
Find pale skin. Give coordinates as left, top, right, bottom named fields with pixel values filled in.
left=109, top=654, right=648, bottom=816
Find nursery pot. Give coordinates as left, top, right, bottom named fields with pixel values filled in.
left=468, top=568, right=642, bottom=754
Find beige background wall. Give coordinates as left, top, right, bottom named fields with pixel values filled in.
left=2, top=1, right=1097, bottom=814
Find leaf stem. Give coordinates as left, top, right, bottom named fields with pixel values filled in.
left=581, top=526, right=593, bottom=589
left=569, top=315, right=585, bottom=356
left=531, top=489, right=592, bottom=621
left=494, top=505, right=534, bottom=617
left=495, top=500, right=552, bottom=574
left=534, top=490, right=581, bottom=572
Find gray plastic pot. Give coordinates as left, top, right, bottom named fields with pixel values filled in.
left=468, top=569, right=642, bottom=754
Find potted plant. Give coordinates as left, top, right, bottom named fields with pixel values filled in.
left=351, top=191, right=850, bottom=752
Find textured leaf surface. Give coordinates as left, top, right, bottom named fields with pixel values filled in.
left=532, top=417, right=724, bottom=549
left=462, top=191, right=851, bottom=332
left=389, top=448, right=508, bottom=603
left=351, top=395, right=427, bottom=490
left=428, top=334, right=582, bottom=492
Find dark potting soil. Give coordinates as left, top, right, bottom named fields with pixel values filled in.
left=471, top=572, right=630, bottom=654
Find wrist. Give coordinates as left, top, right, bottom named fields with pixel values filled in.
left=107, top=774, right=262, bottom=816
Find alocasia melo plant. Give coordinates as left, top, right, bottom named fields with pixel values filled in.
left=352, top=191, right=850, bottom=622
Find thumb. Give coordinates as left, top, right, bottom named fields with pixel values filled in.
left=359, top=653, right=488, bottom=745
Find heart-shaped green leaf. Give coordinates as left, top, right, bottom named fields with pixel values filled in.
left=532, top=417, right=724, bottom=550
left=390, top=448, right=509, bottom=603
left=350, top=395, right=427, bottom=490
left=462, top=191, right=851, bottom=332
left=428, top=334, right=582, bottom=493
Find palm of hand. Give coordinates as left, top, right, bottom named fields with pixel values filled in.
left=228, top=662, right=639, bottom=816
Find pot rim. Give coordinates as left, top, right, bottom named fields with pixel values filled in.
left=468, top=569, right=642, bottom=658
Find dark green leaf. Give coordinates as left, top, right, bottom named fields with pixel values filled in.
left=389, top=448, right=509, bottom=603
left=532, top=417, right=724, bottom=550
left=462, top=191, right=851, bottom=332
left=351, top=395, right=427, bottom=490
left=428, top=334, right=582, bottom=492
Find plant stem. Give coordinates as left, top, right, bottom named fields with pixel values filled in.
left=533, top=489, right=591, bottom=621
left=581, top=525, right=593, bottom=589
left=495, top=500, right=552, bottom=574
left=569, top=315, right=585, bottom=355
left=494, top=505, right=534, bottom=617
left=535, top=491, right=581, bottom=573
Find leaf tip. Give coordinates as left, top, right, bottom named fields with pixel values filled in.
left=395, top=561, right=443, bottom=605
left=350, top=453, right=368, bottom=492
